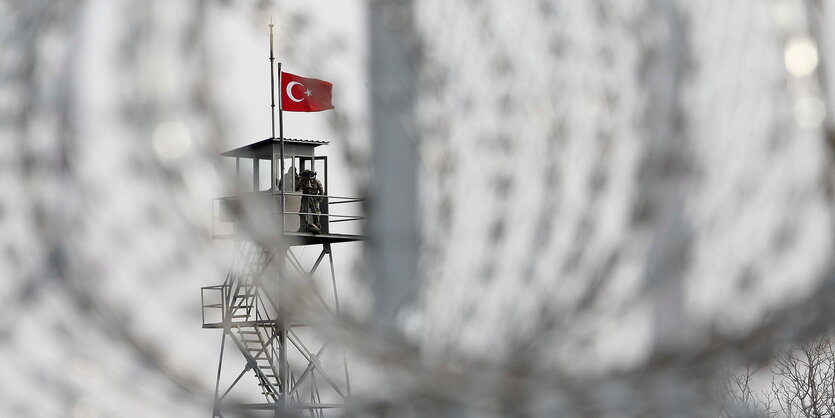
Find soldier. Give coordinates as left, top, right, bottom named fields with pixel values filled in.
left=296, top=169, right=324, bottom=233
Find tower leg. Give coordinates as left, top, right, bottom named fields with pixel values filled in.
left=327, top=245, right=351, bottom=397
left=212, top=330, right=227, bottom=417
left=278, top=248, right=289, bottom=417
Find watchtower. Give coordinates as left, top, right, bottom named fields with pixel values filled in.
left=202, top=137, right=361, bottom=416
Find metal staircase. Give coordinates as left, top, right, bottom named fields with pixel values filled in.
left=202, top=243, right=282, bottom=404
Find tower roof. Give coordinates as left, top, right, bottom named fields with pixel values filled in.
left=221, top=138, right=330, bottom=159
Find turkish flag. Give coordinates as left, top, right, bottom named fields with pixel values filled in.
left=280, top=71, right=334, bottom=112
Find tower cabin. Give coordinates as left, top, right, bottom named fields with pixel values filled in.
left=213, top=137, right=363, bottom=246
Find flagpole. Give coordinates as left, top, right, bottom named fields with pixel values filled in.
left=269, top=19, right=286, bottom=232
left=270, top=21, right=289, bottom=412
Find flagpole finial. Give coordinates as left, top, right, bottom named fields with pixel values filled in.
left=268, top=16, right=274, bottom=56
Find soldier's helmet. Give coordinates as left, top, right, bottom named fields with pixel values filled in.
left=300, top=169, right=316, bottom=178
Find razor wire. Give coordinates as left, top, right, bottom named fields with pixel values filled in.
left=1, top=0, right=835, bottom=417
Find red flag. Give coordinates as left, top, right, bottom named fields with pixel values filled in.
left=280, top=71, right=334, bottom=112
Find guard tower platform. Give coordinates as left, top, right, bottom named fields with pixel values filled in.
left=211, top=138, right=364, bottom=245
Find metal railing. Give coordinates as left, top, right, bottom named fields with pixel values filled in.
left=201, top=279, right=278, bottom=327
left=201, top=244, right=281, bottom=327
left=211, top=191, right=364, bottom=238
left=201, top=284, right=227, bottom=327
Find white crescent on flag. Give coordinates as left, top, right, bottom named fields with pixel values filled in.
left=286, top=81, right=305, bottom=103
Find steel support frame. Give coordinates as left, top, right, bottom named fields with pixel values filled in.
left=209, top=240, right=348, bottom=417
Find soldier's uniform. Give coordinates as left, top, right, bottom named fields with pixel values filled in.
left=296, top=170, right=324, bottom=233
